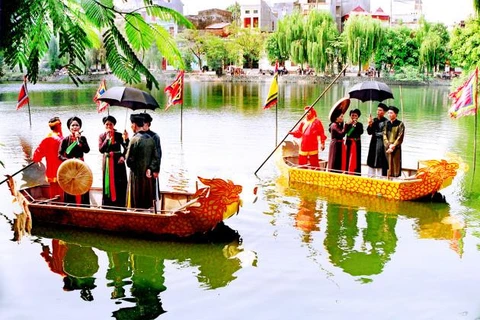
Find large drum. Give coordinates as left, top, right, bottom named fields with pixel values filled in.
left=57, top=159, right=93, bottom=195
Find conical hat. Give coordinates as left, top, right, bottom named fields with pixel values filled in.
left=57, top=159, right=93, bottom=195
left=328, top=97, right=351, bottom=123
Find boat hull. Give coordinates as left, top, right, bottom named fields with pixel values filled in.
left=10, top=177, right=243, bottom=239
left=278, top=141, right=459, bottom=201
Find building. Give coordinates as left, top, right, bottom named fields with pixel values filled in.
left=240, top=0, right=278, bottom=32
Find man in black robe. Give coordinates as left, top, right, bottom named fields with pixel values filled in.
left=125, top=114, right=159, bottom=209
left=366, top=103, right=388, bottom=177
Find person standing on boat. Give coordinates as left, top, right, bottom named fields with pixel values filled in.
left=140, top=112, right=162, bottom=200
left=366, top=103, right=389, bottom=177
left=99, top=115, right=128, bottom=207
left=327, top=112, right=347, bottom=173
left=383, top=106, right=405, bottom=178
left=58, top=116, right=91, bottom=205
left=125, top=114, right=159, bottom=209
left=345, top=109, right=364, bottom=175
left=289, top=106, right=327, bottom=168
left=33, top=117, right=64, bottom=201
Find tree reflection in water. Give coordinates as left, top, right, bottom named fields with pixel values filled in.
left=289, top=182, right=465, bottom=280
left=6, top=221, right=256, bottom=317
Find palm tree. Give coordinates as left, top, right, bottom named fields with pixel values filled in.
left=0, top=0, right=193, bottom=90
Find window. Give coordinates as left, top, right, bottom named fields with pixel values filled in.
left=245, top=10, right=250, bottom=14
left=253, top=10, right=258, bottom=14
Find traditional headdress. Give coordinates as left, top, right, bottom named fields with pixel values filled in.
left=102, top=115, right=117, bottom=125
left=67, top=116, right=82, bottom=129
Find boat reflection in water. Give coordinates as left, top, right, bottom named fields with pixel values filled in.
left=282, top=179, right=465, bottom=280
left=11, top=214, right=256, bottom=318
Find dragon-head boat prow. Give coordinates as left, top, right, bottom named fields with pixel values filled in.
left=414, top=159, right=460, bottom=192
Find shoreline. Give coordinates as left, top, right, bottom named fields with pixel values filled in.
left=3, top=70, right=452, bottom=87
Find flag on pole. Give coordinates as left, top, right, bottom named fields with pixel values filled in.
left=16, top=76, right=29, bottom=110
left=93, top=79, right=109, bottom=113
left=264, top=62, right=279, bottom=109
left=164, top=70, right=184, bottom=110
left=449, top=68, right=478, bottom=119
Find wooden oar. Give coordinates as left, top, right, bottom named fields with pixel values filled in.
left=0, top=162, right=36, bottom=185
left=254, top=64, right=349, bottom=175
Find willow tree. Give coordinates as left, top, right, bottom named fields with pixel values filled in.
left=305, top=10, right=338, bottom=74
left=276, top=11, right=308, bottom=68
left=0, top=0, right=193, bottom=89
left=343, top=15, right=384, bottom=76
left=475, top=0, right=480, bottom=15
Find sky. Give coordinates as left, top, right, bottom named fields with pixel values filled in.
left=182, top=0, right=475, bottom=26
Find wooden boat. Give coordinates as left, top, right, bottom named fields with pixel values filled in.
left=277, top=140, right=460, bottom=201
left=6, top=175, right=243, bottom=238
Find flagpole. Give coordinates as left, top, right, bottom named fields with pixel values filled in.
left=180, top=102, right=183, bottom=143
left=25, top=77, right=32, bottom=127
left=254, top=64, right=348, bottom=175
left=275, top=102, right=278, bottom=146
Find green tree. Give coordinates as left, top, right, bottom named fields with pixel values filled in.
left=226, top=2, right=241, bottom=26
left=304, top=10, right=338, bottom=73
left=450, top=18, right=480, bottom=72
left=177, top=29, right=207, bottom=70
left=343, top=15, right=384, bottom=76
left=230, top=25, right=265, bottom=69
left=47, top=37, right=62, bottom=73
left=276, top=11, right=307, bottom=68
left=376, top=26, right=419, bottom=73
left=204, top=35, right=228, bottom=73
left=0, top=0, right=193, bottom=89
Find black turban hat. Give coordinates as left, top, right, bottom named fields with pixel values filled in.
left=67, top=116, right=82, bottom=129
left=378, top=103, right=388, bottom=111
left=140, top=112, right=153, bottom=123
left=130, top=114, right=144, bottom=126
left=389, top=106, right=399, bottom=114
left=349, top=108, right=361, bottom=117
left=102, top=115, right=117, bottom=125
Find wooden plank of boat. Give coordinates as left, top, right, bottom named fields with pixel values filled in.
left=277, top=141, right=460, bottom=201
left=6, top=175, right=243, bottom=238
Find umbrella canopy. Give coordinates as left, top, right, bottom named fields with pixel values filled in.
left=97, top=86, right=159, bottom=110
left=348, top=81, right=394, bottom=102
left=328, top=97, right=351, bottom=123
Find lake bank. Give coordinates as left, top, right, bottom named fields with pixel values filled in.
left=3, top=70, right=452, bottom=87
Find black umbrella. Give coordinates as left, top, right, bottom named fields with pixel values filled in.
left=97, top=86, right=159, bottom=110
left=348, top=81, right=394, bottom=102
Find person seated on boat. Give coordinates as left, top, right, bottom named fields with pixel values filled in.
left=58, top=116, right=91, bottom=205
left=327, top=112, right=347, bottom=173
left=289, top=106, right=327, bottom=168
left=345, top=109, right=364, bottom=176
left=99, top=115, right=128, bottom=208
left=383, top=106, right=405, bottom=178
left=32, top=117, right=64, bottom=201
left=367, top=103, right=389, bottom=177
left=125, top=114, right=160, bottom=209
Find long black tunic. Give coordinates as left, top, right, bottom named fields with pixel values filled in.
left=366, top=117, right=388, bottom=175
left=328, top=122, right=346, bottom=172
left=125, top=132, right=160, bottom=209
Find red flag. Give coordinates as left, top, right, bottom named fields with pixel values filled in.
left=164, top=70, right=184, bottom=110
left=93, top=79, right=109, bottom=113
left=449, top=68, right=478, bottom=119
left=16, top=76, right=29, bottom=110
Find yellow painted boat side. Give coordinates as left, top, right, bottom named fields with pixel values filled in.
left=278, top=141, right=460, bottom=201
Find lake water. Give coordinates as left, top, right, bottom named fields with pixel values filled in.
left=0, top=78, right=479, bottom=320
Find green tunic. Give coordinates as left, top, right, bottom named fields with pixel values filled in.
left=125, top=132, right=159, bottom=209
left=383, top=119, right=405, bottom=178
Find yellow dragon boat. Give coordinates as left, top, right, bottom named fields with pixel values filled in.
left=277, top=140, right=460, bottom=201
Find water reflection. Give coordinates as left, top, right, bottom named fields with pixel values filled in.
left=10, top=222, right=255, bottom=317
left=285, top=181, right=465, bottom=279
